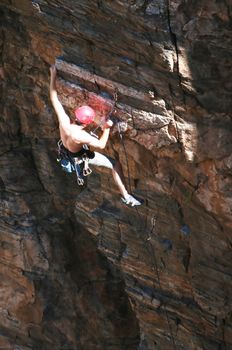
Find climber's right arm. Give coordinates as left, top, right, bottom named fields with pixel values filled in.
left=49, top=65, right=70, bottom=127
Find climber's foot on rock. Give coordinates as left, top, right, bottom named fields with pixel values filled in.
left=121, top=194, right=142, bottom=207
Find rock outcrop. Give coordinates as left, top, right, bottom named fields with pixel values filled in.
left=0, top=1, right=232, bottom=349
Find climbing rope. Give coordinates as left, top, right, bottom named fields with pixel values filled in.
left=88, top=86, right=178, bottom=348
left=112, top=93, right=178, bottom=349
left=145, top=188, right=177, bottom=350
left=123, top=159, right=177, bottom=350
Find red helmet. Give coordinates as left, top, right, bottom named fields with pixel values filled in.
left=74, top=105, right=95, bottom=125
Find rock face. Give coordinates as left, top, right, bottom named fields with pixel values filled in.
left=0, top=1, right=232, bottom=349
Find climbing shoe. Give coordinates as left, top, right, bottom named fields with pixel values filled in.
left=121, top=194, right=142, bottom=207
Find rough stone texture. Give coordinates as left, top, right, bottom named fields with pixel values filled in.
left=0, top=0, right=232, bottom=349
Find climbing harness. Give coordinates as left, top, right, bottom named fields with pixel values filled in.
left=57, top=140, right=94, bottom=185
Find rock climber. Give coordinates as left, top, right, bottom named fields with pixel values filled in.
left=49, top=65, right=141, bottom=207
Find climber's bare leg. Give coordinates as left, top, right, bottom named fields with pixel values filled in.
left=88, top=152, right=141, bottom=206
left=112, top=160, right=129, bottom=198
left=112, top=161, right=142, bottom=206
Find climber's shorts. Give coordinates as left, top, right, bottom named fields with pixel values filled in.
left=88, top=152, right=115, bottom=169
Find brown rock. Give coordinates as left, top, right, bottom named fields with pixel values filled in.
left=0, top=0, right=232, bottom=349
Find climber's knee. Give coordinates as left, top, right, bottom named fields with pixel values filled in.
left=88, top=152, right=115, bottom=169
left=113, top=159, right=122, bottom=172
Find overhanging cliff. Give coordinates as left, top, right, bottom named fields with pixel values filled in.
left=0, top=1, right=232, bottom=349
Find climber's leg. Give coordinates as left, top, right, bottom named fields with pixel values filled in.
left=89, top=152, right=142, bottom=206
